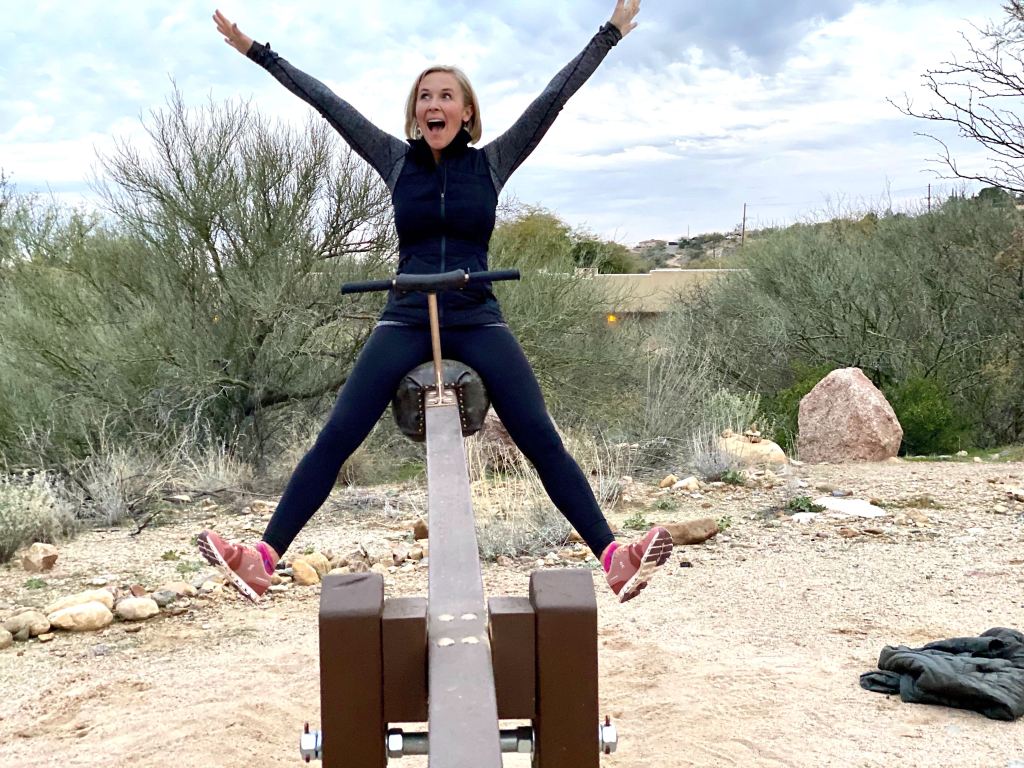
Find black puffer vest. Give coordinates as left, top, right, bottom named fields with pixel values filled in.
left=380, top=129, right=504, bottom=327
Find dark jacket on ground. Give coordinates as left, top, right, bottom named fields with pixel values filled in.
left=246, top=23, right=622, bottom=326
left=860, top=627, right=1024, bottom=720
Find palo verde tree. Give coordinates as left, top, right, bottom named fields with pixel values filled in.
left=0, top=90, right=397, bottom=463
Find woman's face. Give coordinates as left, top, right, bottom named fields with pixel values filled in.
left=415, top=71, right=473, bottom=159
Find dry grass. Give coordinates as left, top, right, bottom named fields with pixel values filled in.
left=0, top=471, right=77, bottom=563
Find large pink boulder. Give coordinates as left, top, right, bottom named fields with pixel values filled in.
left=797, top=367, right=903, bottom=463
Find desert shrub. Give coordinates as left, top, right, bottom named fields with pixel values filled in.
left=0, top=91, right=395, bottom=468
left=0, top=472, right=77, bottom=563
left=678, top=197, right=1024, bottom=447
left=884, top=376, right=972, bottom=455
left=489, top=206, right=646, bottom=430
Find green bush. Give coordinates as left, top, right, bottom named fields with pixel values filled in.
left=885, top=376, right=972, bottom=455
left=677, top=197, right=1024, bottom=448
left=0, top=472, right=77, bottom=564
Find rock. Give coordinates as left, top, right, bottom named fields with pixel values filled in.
left=348, top=560, right=371, bottom=574
left=14, top=626, right=30, bottom=642
left=412, top=519, right=429, bottom=540
left=3, top=610, right=50, bottom=638
left=791, top=512, right=820, bottom=523
left=956, top=450, right=969, bottom=457
left=48, top=601, right=114, bottom=632
left=251, top=500, right=277, bottom=515
left=327, top=567, right=350, bottom=576
left=409, top=546, right=424, bottom=562
left=151, top=590, right=178, bottom=608
left=360, top=538, right=394, bottom=566
left=129, top=584, right=147, bottom=598
left=192, top=572, right=225, bottom=590
left=1007, top=488, right=1024, bottom=503
left=115, top=597, right=160, bottom=621
left=198, top=581, right=223, bottom=595
left=21, top=542, right=59, bottom=573
left=291, top=559, right=321, bottom=586
left=370, top=563, right=389, bottom=575
left=296, top=552, right=330, bottom=578
left=672, top=476, right=701, bottom=492
left=718, top=433, right=788, bottom=467
left=973, top=456, right=982, bottom=463
left=496, top=555, right=515, bottom=567
left=837, top=527, right=860, bottom=538
left=661, top=518, right=719, bottom=545
left=0, top=629, right=12, bottom=649
left=813, top=496, right=887, bottom=518
left=157, top=582, right=197, bottom=597
left=798, top=368, right=902, bottom=463
left=994, top=504, right=1010, bottom=515
left=45, top=589, right=114, bottom=615
left=38, top=632, right=55, bottom=643
left=659, top=474, right=678, bottom=489
left=392, top=543, right=411, bottom=564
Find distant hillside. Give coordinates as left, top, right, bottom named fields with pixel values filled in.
left=631, top=231, right=746, bottom=271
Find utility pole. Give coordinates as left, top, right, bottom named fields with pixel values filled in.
left=927, top=184, right=931, bottom=213
left=740, top=203, right=747, bottom=247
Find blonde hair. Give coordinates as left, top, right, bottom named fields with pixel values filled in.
left=404, top=65, right=482, bottom=144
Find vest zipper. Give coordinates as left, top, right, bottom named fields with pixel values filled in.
left=439, top=162, right=447, bottom=324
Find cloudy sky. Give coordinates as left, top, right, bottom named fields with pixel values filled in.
left=0, top=0, right=1008, bottom=243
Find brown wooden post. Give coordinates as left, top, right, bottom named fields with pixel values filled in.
left=319, top=573, right=385, bottom=767
left=382, top=597, right=428, bottom=723
left=530, top=569, right=599, bottom=768
left=488, top=596, right=536, bottom=719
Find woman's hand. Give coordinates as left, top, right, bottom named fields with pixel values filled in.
left=213, top=9, right=254, bottom=54
left=609, top=0, right=640, bottom=38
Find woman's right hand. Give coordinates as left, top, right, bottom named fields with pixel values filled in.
left=213, top=9, right=253, bottom=55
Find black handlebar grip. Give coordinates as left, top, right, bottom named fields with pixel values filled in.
left=340, top=278, right=394, bottom=295
left=468, top=269, right=520, bottom=284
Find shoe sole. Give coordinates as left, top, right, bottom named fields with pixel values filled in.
left=197, top=532, right=262, bottom=604
left=618, top=528, right=674, bottom=604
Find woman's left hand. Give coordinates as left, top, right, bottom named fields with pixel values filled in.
left=609, top=0, right=640, bottom=38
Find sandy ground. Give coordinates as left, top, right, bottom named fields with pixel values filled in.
left=1, top=459, right=1023, bottom=768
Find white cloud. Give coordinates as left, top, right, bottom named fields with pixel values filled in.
left=0, top=0, right=1012, bottom=241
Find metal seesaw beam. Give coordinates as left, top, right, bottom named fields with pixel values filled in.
left=424, top=396, right=503, bottom=768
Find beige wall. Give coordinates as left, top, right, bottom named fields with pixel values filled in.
left=590, top=268, right=740, bottom=314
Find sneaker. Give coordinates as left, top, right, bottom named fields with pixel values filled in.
left=197, top=530, right=272, bottom=602
left=604, top=526, right=674, bottom=603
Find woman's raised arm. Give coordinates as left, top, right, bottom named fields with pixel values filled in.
left=211, top=9, right=407, bottom=190
left=483, top=0, right=640, bottom=193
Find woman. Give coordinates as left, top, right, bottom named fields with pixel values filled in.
left=198, top=0, right=673, bottom=604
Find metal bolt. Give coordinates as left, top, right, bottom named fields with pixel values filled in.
left=299, top=723, right=322, bottom=762
left=599, top=715, right=618, bottom=754
left=387, top=728, right=405, bottom=758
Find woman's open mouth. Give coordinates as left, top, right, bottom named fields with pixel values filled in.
left=426, top=118, right=446, bottom=135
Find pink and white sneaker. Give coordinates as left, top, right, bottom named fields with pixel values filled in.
left=604, top=526, right=674, bottom=603
left=197, top=530, right=273, bottom=602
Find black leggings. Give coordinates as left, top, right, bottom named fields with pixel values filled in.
left=262, top=324, right=615, bottom=559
